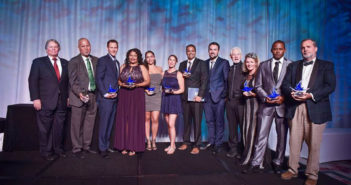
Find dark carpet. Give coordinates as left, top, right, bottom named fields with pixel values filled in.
left=0, top=143, right=345, bottom=185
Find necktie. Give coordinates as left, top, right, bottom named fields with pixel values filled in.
left=86, top=58, right=96, bottom=91
left=304, top=61, right=313, bottom=66
left=273, top=61, right=280, bottom=83
left=210, top=61, right=214, bottom=69
left=187, top=61, right=191, bottom=72
left=52, top=57, right=60, bottom=81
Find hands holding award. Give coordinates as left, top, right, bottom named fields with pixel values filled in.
left=182, top=69, right=191, bottom=78
left=290, top=81, right=312, bottom=101
left=146, top=87, right=155, bottom=96
left=104, top=84, right=118, bottom=99
left=266, top=88, right=284, bottom=104
left=80, top=89, right=90, bottom=103
left=164, top=85, right=173, bottom=94
left=242, top=81, right=256, bottom=97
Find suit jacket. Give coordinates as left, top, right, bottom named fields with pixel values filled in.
left=227, top=62, right=246, bottom=101
left=68, top=54, right=98, bottom=107
left=281, top=59, right=336, bottom=124
left=178, top=58, right=208, bottom=101
left=28, top=56, right=69, bottom=110
left=255, top=57, right=292, bottom=117
left=95, top=54, right=120, bottom=101
left=205, top=57, right=230, bottom=103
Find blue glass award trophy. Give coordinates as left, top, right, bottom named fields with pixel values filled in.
left=267, top=88, right=279, bottom=99
left=127, top=75, right=135, bottom=88
left=184, top=68, right=191, bottom=77
left=108, top=84, right=117, bottom=93
left=290, top=81, right=308, bottom=97
left=242, top=81, right=253, bottom=92
left=147, top=87, right=155, bottom=95
left=164, top=85, right=172, bottom=94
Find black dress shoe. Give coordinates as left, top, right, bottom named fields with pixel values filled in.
left=212, top=145, right=223, bottom=155
left=43, top=155, right=56, bottom=161
left=58, top=152, right=67, bottom=158
left=107, top=148, right=117, bottom=153
left=200, top=143, right=213, bottom=150
left=241, top=165, right=262, bottom=174
left=226, top=150, right=238, bottom=158
left=73, top=151, right=85, bottom=159
left=273, top=163, right=283, bottom=174
left=83, top=149, right=97, bottom=154
left=100, top=151, right=110, bottom=159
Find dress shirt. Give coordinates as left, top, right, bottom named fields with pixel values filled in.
left=209, top=57, right=218, bottom=69
left=271, top=57, right=285, bottom=79
left=48, top=56, right=62, bottom=75
left=301, top=57, right=316, bottom=101
left=187, top=58, right=195, bottom=70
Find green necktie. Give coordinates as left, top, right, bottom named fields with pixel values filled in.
left=86, top=58, right=96, bottom=91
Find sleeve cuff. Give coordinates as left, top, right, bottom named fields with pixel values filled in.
left=310, top=93, right=316, bottom=102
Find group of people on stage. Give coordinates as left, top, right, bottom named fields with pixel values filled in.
left=29, top=38, right=335, bottom=185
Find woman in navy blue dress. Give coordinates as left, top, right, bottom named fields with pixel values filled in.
left=161, top=55, right=184, bottom=155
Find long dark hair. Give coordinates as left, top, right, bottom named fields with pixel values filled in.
left=143, top=50, right=156, bottom=70
left=124, top=48, right=143, bottom=67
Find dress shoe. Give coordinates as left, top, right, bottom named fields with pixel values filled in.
left=43, top=155, right=56, bottom=161
left=305, top=178, right=317, bottom=185
left=178, top=144, right=188, bottom=150
left=200, top=143, right=213, bottom=150
left=73, top=151, right=85, bottom=159
left=190, top=147, right=200, bottom=155
left=107, top=148, right=117, bottom=153
left=281, top=170, right=298, bottom=180
left=226, top=150, right=238, bottom=158
left=58, top=152, right=67, bottom=158
left=212, top=145, right=223, bottom=155
left=241, top=165, right=262, bottom=174
left=272, top=163, right=283, bottom=174
left=83, top=149, right=97, bottom=154
left=100, top=151, right=110, bottom=159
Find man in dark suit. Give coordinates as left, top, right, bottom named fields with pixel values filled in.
left=96, top=39, right=120, bottom=158
left=281, top=39, right=335, bottom=185
left=28, top=39, right=69, bottom=160
left=225, top=47, right=246, bottom=158
left=68, top=38, right=98, bottom=158
left=202, top=42, right=229, bottom=154
left=178, top=44, right=208, bottom=155
left=245, top=40, right=292, bottom=174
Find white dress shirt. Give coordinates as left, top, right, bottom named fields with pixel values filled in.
left=48, top=56, right=62, bottom=75
left=271, top=57, right=285, bottom=79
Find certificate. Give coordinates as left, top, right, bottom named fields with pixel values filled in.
left=188, top=88, right=205, bottom=102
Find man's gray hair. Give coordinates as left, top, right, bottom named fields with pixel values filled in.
left=230, top=47, right=242, bottom=55
left=45, top=39, right=60, bottom=50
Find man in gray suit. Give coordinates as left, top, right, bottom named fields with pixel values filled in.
left=68, top=38, right=98, bottom=158
left=243, top=40, right=291, bottom=174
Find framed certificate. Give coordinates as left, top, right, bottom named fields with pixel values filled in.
left=188, top=88, right=205, bottom=102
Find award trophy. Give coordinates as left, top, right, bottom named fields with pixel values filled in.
left=242, top=81, right=253, bottom=92
left=290, top=81, right=308, bottom=97
left=82, top=89, right=89, bottom=103
left=104, top=84, right=118, bottom=98
left=164, top=85, right=173, bottom=94
left=267, top=88, right=279, bottom=99
left=147, top=87, right=155, bottom=95
left=127, top=75, right=135, bottom=88
left=183, top=68, right=191, bottom=77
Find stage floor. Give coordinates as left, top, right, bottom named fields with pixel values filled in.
left=0, top=143, right=345, bottom=185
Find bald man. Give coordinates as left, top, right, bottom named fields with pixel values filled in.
left=68, top=38, right=98, bottom=158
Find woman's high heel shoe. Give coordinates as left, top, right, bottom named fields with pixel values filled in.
left=152, top=139, right=157, bottom=150
left=146, top=140, right=152, bottom=151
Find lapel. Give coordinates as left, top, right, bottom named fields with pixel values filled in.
left=60, top=60, right=67, bottom=82
left=190, top=58, right=199, bottom=73
left=79, top=55, right=89, bottom=79
left=91, top=55, right=98, bottom=72
left=206, top=59, right=211, bottom=77
left=211, top=57, right=221, bottom=77
left=307, top=59, right=319, bottom=88
left=277, top=58, right=288, bottom=84
left=44, top=56, right=59, bottom=83
left=295, top=60, right=303, bottom=83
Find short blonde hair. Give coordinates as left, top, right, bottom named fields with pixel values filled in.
left=242, top=52, right=260, bottom=73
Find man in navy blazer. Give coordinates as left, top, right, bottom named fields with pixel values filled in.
left=281, top=39, right=336, bottom=185
left=202, top=42, right=229, bottom=154
left=28, top=39, right=69, bottom=160
left=95, top=40, right=120, bottom=158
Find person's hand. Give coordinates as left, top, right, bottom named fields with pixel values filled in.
left=194, top=96, right=202, bottom=102
left=266, top=96, right=284, bottom=104
left=106, top=92, right=117, bottom=99
left=291, top=92, right=312, bottom=101
left=182, top=73, right=190, bottom=78
left=79, top=93, right=87, bottom=101
left=249, top=91, right=256, bottom=97
left=33, top=99, right=41, bottom=110
left=243, top=91, right=250, bottom=97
